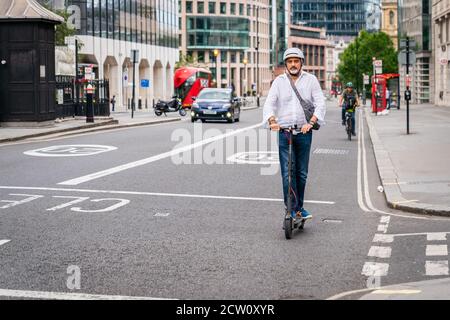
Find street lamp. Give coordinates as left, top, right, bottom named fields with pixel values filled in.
left=213, top=49, right=219, bottom=87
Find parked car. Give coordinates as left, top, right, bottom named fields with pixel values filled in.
left=190, top=88, right=241, bottom=123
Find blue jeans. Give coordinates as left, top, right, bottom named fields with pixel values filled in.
left=342, top=107, right=356, bottom=134
left=278, top=131, right=312, bottom=212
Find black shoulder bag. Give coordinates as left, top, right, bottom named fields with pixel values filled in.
left=286, top=74, right=320, bottom=130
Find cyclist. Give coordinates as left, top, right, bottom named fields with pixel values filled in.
left=339, top=82, right=359, bottom=136
left=263, top=47, right=326, bottom=221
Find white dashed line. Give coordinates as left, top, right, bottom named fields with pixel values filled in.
left=361, top=262, right=390, bottom=277
left=426, top=245, right=448, bottom=256
left=427, top=233, right=447, bottom=241
left=377, top=224, right=388, bottom=233
left=368, top=246, right=392, bottom=259
left=372, top=234, right=394, bottom=243
left=425, top=261, right=449, bottom=276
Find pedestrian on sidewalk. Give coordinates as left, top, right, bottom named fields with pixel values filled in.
left=111, top=95, right=116, bottom=112
left=386, top=88, right=391, bottom=110
left=263, top=47, right=326, bottom=221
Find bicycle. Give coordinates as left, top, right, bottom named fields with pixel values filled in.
left=344, top=107, right=355, bottom=141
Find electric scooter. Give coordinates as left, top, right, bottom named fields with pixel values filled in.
left=282, top=127, right=306, bottom=239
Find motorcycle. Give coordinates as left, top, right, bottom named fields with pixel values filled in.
left=154, top=96, right=187, bottom=117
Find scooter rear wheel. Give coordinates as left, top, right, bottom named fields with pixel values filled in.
left=155, top=110, right=163, bottom=116
left=284, top=216, right=293, bottom=239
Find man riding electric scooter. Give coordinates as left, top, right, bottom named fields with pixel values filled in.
left=263, top=47, right=326, bottom=238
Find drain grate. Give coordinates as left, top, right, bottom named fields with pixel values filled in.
left=322, top=219, right=343, bottom=223
left=313, top=148, right=349, bottom=155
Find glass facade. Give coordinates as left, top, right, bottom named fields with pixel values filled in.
left=291, top=0, right=371, bottom=36
left=186, top=17, right=250, bottom=49
left=47, top=0, right=179, bottom=48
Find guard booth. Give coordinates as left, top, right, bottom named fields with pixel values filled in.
left=0, top=0, right=63, bottom=125
left=371, top=73, right=400, bottom=113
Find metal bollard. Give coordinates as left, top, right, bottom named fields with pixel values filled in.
left=86, top=84, right=94, bottom=123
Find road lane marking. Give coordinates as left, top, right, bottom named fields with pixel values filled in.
left=372, top=234, right=394, bottom=243
left=427, top=233, right=447, bottom=241
left=368, top=246, right=392, bottom=258
left=361, top=262, right=389, bottom=277
left=371, top=289, right=421, bottom=295
left=0, top=194, right=44, bottom=209
left=377, top=224, right=388, bottom=233
left=426, top=245, right=448, bottom=256
left=0, top=186, right=335, bottom=204
left=0, top=240, right=11, bottom=247
left=58, top=123, right=263, bottom=185
left=380, top=216, right=391, bottom=224
left=425, top=261, right=449, bottom=276
left=0, top=288, right=174, bottom=300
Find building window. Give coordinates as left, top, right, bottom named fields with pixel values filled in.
left=186, top=1, right=193, bottom=13
left=389, top=11, right=394, bottom=26
left=230, top=52, right=236, bottom=63
left=220, top=2, right=226, bottom=14
left=221, top=67, right=227, bottom=79
left=230, top=3, right=236, bottom=15
left=198, top=51, right=205, bottom=63
left=198, top=1, right=204, bottom=13
left=239, top=3, right=244, bottom=15
left=209, top=2, right=215, bottom=14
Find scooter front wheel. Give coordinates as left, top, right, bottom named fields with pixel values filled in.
left=284, top=216, right=293, bottom=239
left=179, top=108, right=187, bottom=116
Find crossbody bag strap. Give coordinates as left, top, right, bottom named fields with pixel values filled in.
left=286, top=73, right=312, bottom=119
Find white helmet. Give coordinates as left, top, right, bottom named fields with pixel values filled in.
left=283, top=47, right=305, bottom=61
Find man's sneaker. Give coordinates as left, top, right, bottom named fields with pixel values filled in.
left=341, top=120, right=345, bottom=126
left=297, top=208, right=312, bottom=220
left=351, top=132, right=356, bottom=136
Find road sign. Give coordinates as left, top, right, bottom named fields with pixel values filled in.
left=373, top=60, right=382, bottom=67
left=363, top=74, right=370, bottom=85
left=406, top=74, right=412, bottom=87
left=400, top=39, right=416, bottom=49
left=141, top=79, right=150, bottom=88
left=399, top=51, right=416, bottom=65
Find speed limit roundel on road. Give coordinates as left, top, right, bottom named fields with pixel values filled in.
left=24, top=145, right=117, bottom=157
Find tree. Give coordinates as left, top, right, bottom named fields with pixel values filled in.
left=337, top=30, right=398, bottom=94
left=54, top=9, right=76, bottom=46
left=42, top=4, right=76, bottom=46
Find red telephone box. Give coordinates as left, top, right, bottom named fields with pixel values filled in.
left=371, top=73, right=399, bottom=113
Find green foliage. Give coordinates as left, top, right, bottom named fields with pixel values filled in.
left=337, top=31, right=398, bottom=94
left=175, top=52, right=197, bottom=70
left=41, top=4, right=76, bottom=46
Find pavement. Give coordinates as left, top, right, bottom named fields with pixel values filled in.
left=363, top=102, right=450, bottom=217
left=0, top=100, right=261, bottom=144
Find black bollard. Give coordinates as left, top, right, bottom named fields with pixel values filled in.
left=86, top=84, right=94, bottom=123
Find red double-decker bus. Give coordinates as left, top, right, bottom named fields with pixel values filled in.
left=174, top=67, right=212, bottom=108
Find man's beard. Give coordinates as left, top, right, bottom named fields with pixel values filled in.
left=288, top=67, right=300, bottom=76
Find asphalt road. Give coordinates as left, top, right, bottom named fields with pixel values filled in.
left=1, top=101, right=449, bottom=300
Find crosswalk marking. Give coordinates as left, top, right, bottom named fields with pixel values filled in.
left=372, top=234, right=394, bottom=243
left=377, top=224, right=388, bottom=233
left=426, top=233, right=447, bottom=241
left=425, top=261, right=449, bottom=276
left=426, top=245, right=448, bottom=256
left=362, top=262, right=389, bottom=277
left=368, top=246, right=392, bottom=258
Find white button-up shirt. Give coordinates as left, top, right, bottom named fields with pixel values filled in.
left=263, top=71, right=326, bottom=128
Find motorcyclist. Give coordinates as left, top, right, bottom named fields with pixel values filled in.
left=338, top=82, right=359, bottom=136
